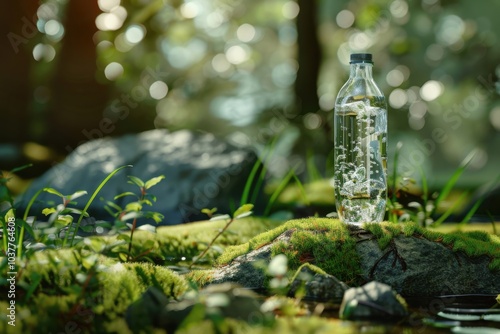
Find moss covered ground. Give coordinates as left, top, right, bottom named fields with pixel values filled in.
left=1, top=216, right=499, bottom=333
left=212, top=218, right=500, bottom=286
left=0, top=217, right=284, bottom=333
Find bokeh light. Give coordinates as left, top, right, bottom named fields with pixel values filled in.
left=211, top=54, right=232, bottom=73
left=33, top=44, right=56, bottom=62
left=489, top=106, right=500, bottom=131
left=149, top=81, right=169, bottom=100
left=303, top=113, right=322, bottom=130
left=389, top=88, right=408, bottom=109
left=104, top=62, right=124, bottom=81
left=420, top=80, right=444, bottom=101
left=180, top=2, right=200, bottom=19
left=336, top=10, right=355, bottom=29
left=125, top=25, right=146, bottom=44
left=225, top=45, right=249, bottom=65
left=98, top=0, right=120, bottom=12
left=282, top=1, right=300, bottom=20
left=237, top=24, right=256, bottom=42
left=95, top=6, right=127, bottom=31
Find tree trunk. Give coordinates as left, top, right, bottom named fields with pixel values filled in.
left=294, top=0, right=321, bottom=116
left=44, top=0, right=110, bottom=152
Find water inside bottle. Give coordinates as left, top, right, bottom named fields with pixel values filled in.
left=334, top=96, right=387, bottom=224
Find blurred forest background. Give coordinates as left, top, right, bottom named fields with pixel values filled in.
left=1, top=0, right=499, bottom=192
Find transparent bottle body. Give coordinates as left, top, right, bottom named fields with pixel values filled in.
left=334, top=64, right=387, bottom=225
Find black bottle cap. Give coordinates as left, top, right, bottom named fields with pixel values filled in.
left=350, top=53, right=373, bottom=64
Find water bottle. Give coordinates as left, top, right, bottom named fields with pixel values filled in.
left=333, top=53, right=387, bottom=224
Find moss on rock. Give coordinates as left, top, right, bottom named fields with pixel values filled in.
left=363, top=222, right=500, bottom=270
left=209, top=219, right=500, bottom=290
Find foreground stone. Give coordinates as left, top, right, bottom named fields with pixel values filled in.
left=126, top=283, right=273, bottom=333
left=339, top=281, right=408, bottom=320
left=17, top=129, right=262, bottom=225
left=192, top=219, right=500, bottom=298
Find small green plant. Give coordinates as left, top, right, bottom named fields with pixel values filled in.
left=0, top=165, right=35, bottom=259
left=104, top=175, right=165, bottom=261
left=387, top=145, right=493, bottom=228
left=190, top=204, right=254, bottom=268
left=39, top=188, right=90, bottom=245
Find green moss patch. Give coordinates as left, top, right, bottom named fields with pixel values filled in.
left=216, top=218, right=362, bottom=285
left=215, top=219, right=500, bottom=289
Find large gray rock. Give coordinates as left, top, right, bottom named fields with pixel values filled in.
left=17, top=129, right=262, bottom=225
left=206, top=227, right=500, bottom=298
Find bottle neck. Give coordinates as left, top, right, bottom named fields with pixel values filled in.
left=349, top=63, right=374, bottom=80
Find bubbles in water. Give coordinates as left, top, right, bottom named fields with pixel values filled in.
left=334, top=97, right=387, bottom=224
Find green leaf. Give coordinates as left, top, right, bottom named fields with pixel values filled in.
left=144, top=193, right=157, bottom=203
left=55, top=215, right=73, bottom=226
left=114, top=192, right=137, bottom=200
left=140, top=199, right=153, bottom=206
left=125, top=202, right=142, bottom=212
left=82, top=254, right=98, bottom=270
left=68, top=164, right=133, bottom=247
left=18, top=219, right=35, bottom=239
left=127, top=176, right=145, bottom=187
left=105, top=201, right=123, bottom=213
left=43, top=188, right=64, bottom=198
left=144, top=175, right=165, bottom=189
left=143, top=239, right=156, bottom=249
left=121, top=211, right=141, bottom=221
left=67, top=190, right=88, bottom=201
left=5, top=208, right=15, bottom=221
left=62, top=207, right=89, bottom=217
left=23, top=272, right=41, bottom=302
left=233, top=204, right=254, bottom=219
left=150, top=212, right=164, bottom=224
left=10, top=164, right=32, bottom=174
left=201, top=208, right=217, bottom=217
left=210, top=214, right=231, bottom=221
left=137, top=224, right=156, bottom=234
left=117, top=234, right=131, bottom=242
left=84, top=238, right=106, bottom=253
left=42, top=208, right=57, bottom=216
left=144, top=211, right=165, bottom=224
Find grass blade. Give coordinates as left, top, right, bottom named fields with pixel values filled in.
left=67, top=165, right=132, bottom=246
left=433, top=150, right=475, bottom=210
left=292, top=174, right=310, bottom=207
left=486, top=211, right=497, bottom=235
left=459, top=172, right=500, bottom=225
left=263, top=167, right=296, bottom=216
left=240, top=157, right=262, bottom=206
left=391, top=142, right=402, bottom=203
left=431, top=191, right=469, bottom=227
left=306, top=150, right=322, bottom=183
left=242, top=135, right=278, bottom=206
